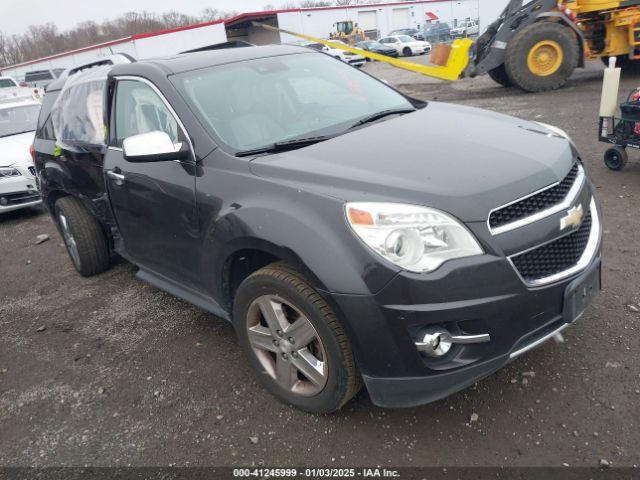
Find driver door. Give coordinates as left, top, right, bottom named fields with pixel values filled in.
left=104, top=78, right=200, bottom=287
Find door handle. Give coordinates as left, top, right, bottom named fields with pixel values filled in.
left=106, top=170, right=125, bottom=185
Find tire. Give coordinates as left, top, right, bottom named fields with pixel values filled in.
left=504, top=22, right=579, bottom=92
left=54, top=196, right=110, bottom=277
left=233, top=262, right=362, bottom=413
left=403, top=47, right=412, bottom=57
left=488, top=64, right=513, bottom=87
left=604, top=146, right=628, bottom=171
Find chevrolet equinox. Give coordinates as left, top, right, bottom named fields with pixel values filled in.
left=34, top=45, right=602, bottom=413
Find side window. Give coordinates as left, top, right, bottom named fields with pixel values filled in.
left=114, top=80, right=179, bottom=148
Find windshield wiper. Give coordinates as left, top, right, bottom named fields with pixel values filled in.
left=235, top=135, right=335, bottom=157
left=348, top=108, right=416, bottom=130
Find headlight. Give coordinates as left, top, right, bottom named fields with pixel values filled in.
left=0, top=167, right=21, bottom=178
left=345, top=202, right=483, bottom=273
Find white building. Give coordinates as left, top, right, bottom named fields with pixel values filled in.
left=0, top=0, right=510, bottom=79
left=0, top=22, right=227, bottom=80
left=225, top=1, right=482, bottom=44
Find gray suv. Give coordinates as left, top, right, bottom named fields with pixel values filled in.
left=34, top=45, right=601, bottom=412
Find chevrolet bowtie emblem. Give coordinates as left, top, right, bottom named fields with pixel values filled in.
left=560, top=204, right=584, bottom=231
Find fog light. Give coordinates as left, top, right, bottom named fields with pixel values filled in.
left=415, top=327, right=491, bottom=358
left=416, top=327, right=453, bottom=357
left=0, top=197, right=8, bottom=206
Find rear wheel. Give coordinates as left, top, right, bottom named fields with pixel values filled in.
left=54, top=197, right=110, bottom=276
left=233, top=262, right=361, bottom=413
left=504, top=22, right=579, bottom=92
left=488, top=64, right=513, bottom=87
left=604, top=146, right=628, bottom=171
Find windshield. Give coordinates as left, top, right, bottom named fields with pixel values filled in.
left=398, top=35, right=415, bottom=42
left=172, top=52, right=413, bottom=151
left=0, top=104, right=40, bottom=137
left=0, top=78, right=18, bottom=89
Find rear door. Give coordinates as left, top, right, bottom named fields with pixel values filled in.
left=104, top=77, right=200, bottom=287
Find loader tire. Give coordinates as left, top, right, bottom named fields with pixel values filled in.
left=488, top=64, right=513, bottom=87
left=504, top=22, right=579, bottom=93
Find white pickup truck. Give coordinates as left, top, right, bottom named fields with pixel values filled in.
left=0, top=76, right=42, bottom=102
left=451, top=20, right=479, bottom=38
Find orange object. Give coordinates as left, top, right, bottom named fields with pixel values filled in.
left=430, top=44, right=452, bottom=67
left=348, top=207, right=374, bottom=226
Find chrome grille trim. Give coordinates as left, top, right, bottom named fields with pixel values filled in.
left=488, top=164, right=586, bottom=235
left=507, top=197, right=600, bottom=287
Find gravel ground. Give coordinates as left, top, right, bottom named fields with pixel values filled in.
left=1, top=58, right=639, bottom=468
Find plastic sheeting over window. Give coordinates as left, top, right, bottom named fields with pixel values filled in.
left=51, top=65, right=111, bottom=147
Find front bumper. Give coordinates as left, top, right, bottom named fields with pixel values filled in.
left=327, top=187, right=602, bottom=408
left=330, top=255, right=601, bottom=408
left=0, top=172, right=41, bottom=213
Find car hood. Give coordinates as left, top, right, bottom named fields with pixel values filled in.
left=0, top=131, right=35, bottom=167
left=249, top=102, right=576, bottom=222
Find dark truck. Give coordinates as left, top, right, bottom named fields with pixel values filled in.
left=34, top=45, right=601, bottom=413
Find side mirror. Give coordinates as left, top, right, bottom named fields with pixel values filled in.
left=122, top=131, right=189, bottom=163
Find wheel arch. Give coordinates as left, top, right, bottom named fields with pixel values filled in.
left=220, top=239, right=330, bottom=313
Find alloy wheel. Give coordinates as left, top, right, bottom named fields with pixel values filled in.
left=246, top=294, right=328, bottom=396
left=58, top=212, right=81, bottom=268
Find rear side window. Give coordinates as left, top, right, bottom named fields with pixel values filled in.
left=36, top=90, right=60, bottom=140
left=52, top=80, right=106, bottom=145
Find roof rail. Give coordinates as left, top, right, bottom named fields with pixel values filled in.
left=181, top=40, right=255, bottom=54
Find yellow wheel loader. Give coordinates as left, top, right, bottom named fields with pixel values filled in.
left=467, top=0, right=640, bottom=92
left=329, top=21, right=368, bottom=45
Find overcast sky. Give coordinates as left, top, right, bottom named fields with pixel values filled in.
left=1, top=0, right=272, bottom=35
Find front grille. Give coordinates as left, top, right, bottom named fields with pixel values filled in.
left=511, top=211, right=592, bottom=283
left=2, top=190, right=40, bottom=206
left=489, top=163, right=579, bottom=230
left=28, top=166, right=36, bottom=176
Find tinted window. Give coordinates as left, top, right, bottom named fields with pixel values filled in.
left=173, top=52, right=413, bottom=151
left=0, top=104, right=40, bottom=138
left=114, top=80, right=179, bottom=148
left=25, top=71, right=54, bottom=82
left=0, top=78, right=17, bottom=88
left=36, top=90, right=60, bottom=140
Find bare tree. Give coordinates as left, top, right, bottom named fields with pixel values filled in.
left=0, top=8, right=236, bottom=69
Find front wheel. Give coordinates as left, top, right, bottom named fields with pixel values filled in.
left=233, top=263, right=362, bottom=413
left=604, top=146, right=628, bottom=171
left=403, top=47, right=412, bottom=57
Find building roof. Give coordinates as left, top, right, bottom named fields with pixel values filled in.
left=2, top=0, right=441, bottom=71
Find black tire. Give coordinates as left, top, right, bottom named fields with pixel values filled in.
left=504, top=22, right=579, bottom=92
left=54, top=196, right=110, bottom=277
left=233, top=262, right=362, bottom=413
left=403, top=47, right=412, bottom=57
left=488, top=64, right=513, bottom=87
left=604, top=146, right=628, bottom=171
